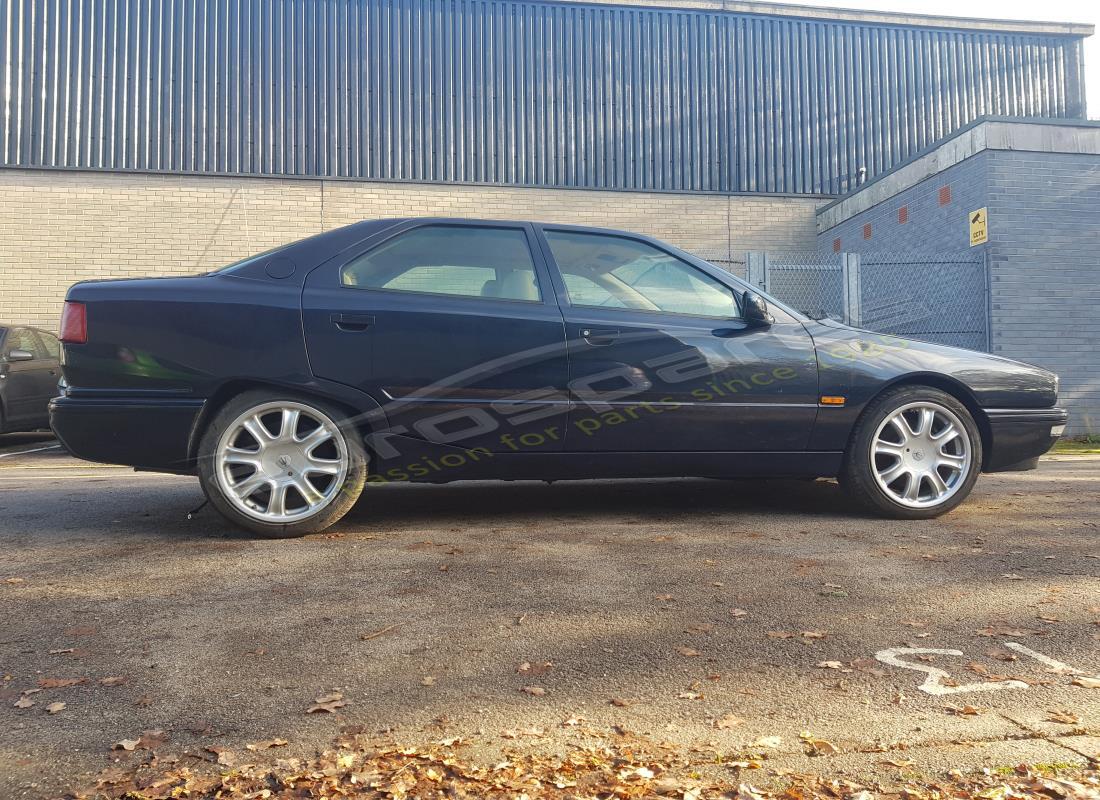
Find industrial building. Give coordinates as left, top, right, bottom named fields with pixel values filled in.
left=0, top=0, right=1096, bottom=432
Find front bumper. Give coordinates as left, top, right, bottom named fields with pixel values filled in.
left=983, top=407, right=1068, bottom=472
left=50, top=395, right=205, bottom=473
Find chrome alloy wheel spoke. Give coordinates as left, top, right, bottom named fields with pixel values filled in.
left=214, top=402, right=350, bottom=524
left=870, top=401, right=972, bottom=509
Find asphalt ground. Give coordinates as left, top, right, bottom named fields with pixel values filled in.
left=1, top=438, right=1098, bottom=798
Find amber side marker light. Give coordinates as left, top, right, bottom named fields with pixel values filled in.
left=59, top=301, right=87, bottom=344
left=820, top=396, right=846, bottom=406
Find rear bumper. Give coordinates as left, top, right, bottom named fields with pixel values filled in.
left=49, top=395, right=204, bottom=473
left=983, top=407, right=1068, bottom=473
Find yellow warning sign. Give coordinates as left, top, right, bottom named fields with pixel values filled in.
left=969, top=207, right=988, bottom=246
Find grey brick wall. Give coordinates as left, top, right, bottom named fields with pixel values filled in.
left=985, top=152, right=1100, bottom=436
left=819, top=153, right=991, bottom=255
left=818, top=151, right=1100, bottom=436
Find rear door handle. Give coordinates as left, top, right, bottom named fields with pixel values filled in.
left=581, top=327, right=620, bottom=346
left=331, top=313, right=375, bottom=332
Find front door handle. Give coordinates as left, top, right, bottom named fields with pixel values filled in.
left=331, top=313, right=375, bottom=332
left=581, top=327, right=620, bottom=346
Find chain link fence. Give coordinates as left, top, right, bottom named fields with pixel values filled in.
left=859, top=252, right=989, bottom=352
left=691, top=248, right=990, bottom=353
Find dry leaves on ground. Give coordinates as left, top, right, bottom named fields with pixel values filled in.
left=713, top=713, right=743, bottom=730
left=516, top=661, right=553, bottom=676
left=307, top=692, right=347, bottom=714
left=945, top=704, right=985, bottom=716
left=799, top=731, right=839, bottom=756
left=1046, top=710, right=1080, bottom=724
left=38, top=676, right=87, bottom=688
left=975, top=625, right=1041, bottom=637
left=68, top=729, right=1100, bottom=800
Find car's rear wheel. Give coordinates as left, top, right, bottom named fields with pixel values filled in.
left=840, top=386, right=982, bottom=519
left=197, top=390, right=367, bottom=537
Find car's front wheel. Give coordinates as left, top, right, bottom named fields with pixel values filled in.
left=840, top=386, right=982, bottom=519
left=197, top=390, right=367, bottom=537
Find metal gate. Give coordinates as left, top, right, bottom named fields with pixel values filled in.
left=733, top=250, right=990, bottom=352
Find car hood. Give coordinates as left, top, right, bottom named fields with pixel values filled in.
left=805, top=320, right=1059, bottom=409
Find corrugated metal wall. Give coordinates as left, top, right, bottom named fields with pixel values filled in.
left=0, top=0, right=1087, bottom=195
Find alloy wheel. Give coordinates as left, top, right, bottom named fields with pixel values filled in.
left=213, top=401, right=350, bottom=523
left=869, top=401, right=972, bottom=509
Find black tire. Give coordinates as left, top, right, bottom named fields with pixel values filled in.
left=196, top=389, right=368, bottom=538
left=840, top=385, right=982, bottom=519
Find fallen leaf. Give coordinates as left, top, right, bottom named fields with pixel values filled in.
left=520, top=685, right=546, bottom=696
left=37, top=677, right=87, bottom=689
left=48, top=648, right=75, bottom=655
left=113, top=739, right=140, bottom=752
left=516, top=661, right=553, bottom=676
left=204, top=746, right=236, bottom=766
left=307, top=692, right=347, bottom=713
left=729, top=608, right=749, bottom=618
left=655, top=594, right=674, bottom=602
left=45, top=702, right=65, bottom=714
left=609, top=698, right=632, bottom=707
left=946, top=704, right=985, bottom=716
left=1002, top=573, right=1025, bottom=580
left=802, top=734, right=839, bottom=755
left=13, top=696, right=34, bottom=709
left=676, top=646, right=701, bottom=657
left=1071, top=676, right=1100, bottom=689
left=975, top=626, right=1040, bottom=637
left=246, top=738, right=289, bottom=751
left=4, top=577, right=25, bottom=584
left=714, top=713, right=744, bottom=729
left=752, top=736, right=783, bottom=748
left=359, top=625, right=399, bottom=641
left=801, top=630, right=827, bottom=639
left=884, top=758, right=915, bottom=767
left=686, top=623, right=714, bottom=634
left=1046, top=710, right=1079, bottom=724
left=817, top=660, right=845, bottom=670
left=99, top=676, right=126, bottom=686
left=137, top=730, right=168, bottom=749
left=421, top=676, right=436, bottom=686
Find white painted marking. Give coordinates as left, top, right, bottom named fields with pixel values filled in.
left=0, top=444, right=60, bottom=459
left=1004, top=642, right=1085, bottom=675
left=875, top=647, right=1028, bottom=695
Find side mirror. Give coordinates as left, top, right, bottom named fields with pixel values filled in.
left=742, top=291, right=774, bottom=328
left=7, top=349, right=34, bottom=362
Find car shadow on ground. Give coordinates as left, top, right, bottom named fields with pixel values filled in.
left=342, top=476, right=862, bottom=531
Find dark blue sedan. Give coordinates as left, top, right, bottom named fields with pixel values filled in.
left=50, top=219, right=1066, bottom=537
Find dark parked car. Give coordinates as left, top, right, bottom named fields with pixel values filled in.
left=51, top=219, right=1066, bottom=537
left=1, top=324, right=61, bottom=434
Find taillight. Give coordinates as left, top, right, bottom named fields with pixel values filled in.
left=60, top=301, right=87, bottom=344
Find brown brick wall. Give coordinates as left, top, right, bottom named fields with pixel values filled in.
left=0, top=169, right=822, bottom=331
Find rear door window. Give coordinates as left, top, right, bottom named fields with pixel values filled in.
left=341, top=225, right=542, bottom=302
